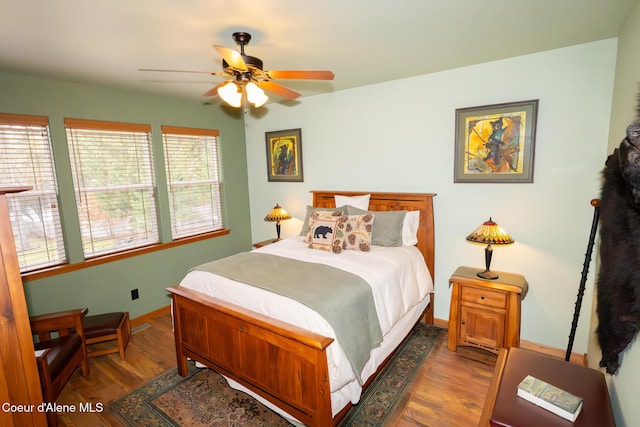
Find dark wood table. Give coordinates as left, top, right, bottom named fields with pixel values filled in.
left=480, top=347, right=615, bottom=426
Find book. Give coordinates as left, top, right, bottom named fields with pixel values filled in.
left=517, top=375, right=584, bottom=422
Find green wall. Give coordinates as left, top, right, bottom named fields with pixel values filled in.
left=0, top=70, right=252, bottom=319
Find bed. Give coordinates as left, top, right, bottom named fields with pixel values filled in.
left=167, top=190, right=436, bottom=426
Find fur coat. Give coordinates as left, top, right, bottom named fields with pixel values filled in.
left=597, top=121, right=640, bottom=374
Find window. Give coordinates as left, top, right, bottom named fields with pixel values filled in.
left=162, top=126, right=224, bottom=238
left=65, top=119, right=158, bottom=258
left=0, top=113, right=66, bottom=272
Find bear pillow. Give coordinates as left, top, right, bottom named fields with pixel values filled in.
left=306, top=210, right=343, bottom=253
left=307, top=211, right=374, bottom=254
left=300, top=206, right=345, bottom=237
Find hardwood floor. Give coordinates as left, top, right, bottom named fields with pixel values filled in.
left=390, top=344, right=496, bottom=426
left=57, top=311, right=497, bottom=426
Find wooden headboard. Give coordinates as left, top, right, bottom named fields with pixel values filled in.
left=311, top=191, right=436, bottom=282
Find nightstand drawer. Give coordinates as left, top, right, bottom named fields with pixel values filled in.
left=461, top=286, right=506, bottom=309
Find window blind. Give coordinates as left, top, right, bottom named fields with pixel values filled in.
left=0, top=113, right=66, bottom=272
left=161, top=126, right=224, bottom=239
left=65, top=119, right=159, bottom=258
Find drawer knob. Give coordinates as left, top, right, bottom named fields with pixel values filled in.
left=480, top=296, right=486, bottom=300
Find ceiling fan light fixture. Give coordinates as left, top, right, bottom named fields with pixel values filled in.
left=246, top=82, right=269, bottom=107
left=218, top=81, right=242, bottom=107
left=141, top=32, right=334, bottom=108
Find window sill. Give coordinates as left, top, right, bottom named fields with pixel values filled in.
left=21, top=229, right=230, bottom=282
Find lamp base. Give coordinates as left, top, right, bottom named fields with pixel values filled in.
left=477, top=270, right=499, bottom=280
left=477, top=244, right=499, bottom=280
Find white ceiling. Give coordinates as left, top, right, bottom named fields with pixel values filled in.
left=0, top=0, right=637, bottom=104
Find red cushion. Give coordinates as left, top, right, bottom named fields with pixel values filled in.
left=34, top=334, right=82, bottom=380
left=83, top=312, right=124, bottom=339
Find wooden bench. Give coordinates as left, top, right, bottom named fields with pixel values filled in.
left=480, top=347, right=615, bottom=426
left=84, top=311, right=131, bottom=360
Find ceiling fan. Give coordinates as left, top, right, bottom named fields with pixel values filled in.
left=139, top=32, right=334, bottom=108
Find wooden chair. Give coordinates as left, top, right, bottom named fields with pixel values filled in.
left=30, top=308, right=90, bottom=427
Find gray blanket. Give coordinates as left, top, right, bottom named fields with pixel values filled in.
left=192, top=252, right=383, bottom=384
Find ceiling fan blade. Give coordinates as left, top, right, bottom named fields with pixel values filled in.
left=202, top=82, right=227, bottom=97
left=267, top=70, right=334, bottom=80
left=213, top=45, right=248, bottom=72
left=260, top=81, right=301, bottom=99
left=138, top=68, right=227, bottom=76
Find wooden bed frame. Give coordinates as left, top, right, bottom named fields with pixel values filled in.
left=167, top=191, right=436, bottom=426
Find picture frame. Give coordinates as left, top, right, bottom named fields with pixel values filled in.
left=454, top=99, right=538, bottom=183
left=265, top=128, right=304, bottom=182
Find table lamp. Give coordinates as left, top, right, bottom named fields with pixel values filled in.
left=264, top=203, right=292, bottom=241
left=465, top=217, right=514, bottom=280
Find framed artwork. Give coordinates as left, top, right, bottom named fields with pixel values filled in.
left=454, top=99, right=538, bottom=183
left=265, top=128, right=303, bottom=182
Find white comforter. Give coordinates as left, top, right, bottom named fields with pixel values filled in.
left=178, top=236, right=433, bottom=416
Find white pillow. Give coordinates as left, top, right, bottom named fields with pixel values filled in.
left=402, top=210, right=420, bottom=246
left=335, top=194, right=370, bottom=210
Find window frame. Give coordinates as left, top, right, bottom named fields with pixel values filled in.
left=161, top=125, right=225, bottom=239
left=65, top=118, right=160, bottom=259
left=0, top=113, right=67, bottom=273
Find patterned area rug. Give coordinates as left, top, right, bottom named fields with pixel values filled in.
left=110, top=323, right=443, bottom=426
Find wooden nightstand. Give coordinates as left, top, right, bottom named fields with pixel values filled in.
left=252, top=238, right=278, bottom=249
left=448, top=266, right=528, bottom=354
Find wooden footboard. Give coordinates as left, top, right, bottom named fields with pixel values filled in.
left=169, top=285, right=434, bottom=427
left=168, top=285, right=335, bottom=427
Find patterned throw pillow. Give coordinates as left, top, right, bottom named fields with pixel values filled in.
left=339, top=214, right=374, bottom=252
left=307, top=211, right=344, bottom=253
left=300, top=206, right=345, bottom=237
left=307, top=212, right=375, bottom=253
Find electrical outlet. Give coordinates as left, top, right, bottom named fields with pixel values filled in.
left=131, top=289, right=139, bottom=300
